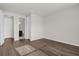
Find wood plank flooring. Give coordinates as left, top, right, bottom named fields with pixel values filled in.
left=0, top=38, right=79, bottom=56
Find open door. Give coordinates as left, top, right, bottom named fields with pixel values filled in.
left=14, top=16, right=19, bottom=41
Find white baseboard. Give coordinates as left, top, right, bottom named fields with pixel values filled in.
left=45, top=38, right=79, bottom=47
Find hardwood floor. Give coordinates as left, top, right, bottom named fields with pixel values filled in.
left=0, top=38, right=79, bottom=56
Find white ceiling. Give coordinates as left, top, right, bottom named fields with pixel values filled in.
left=0, top=3, right=78, bottom=16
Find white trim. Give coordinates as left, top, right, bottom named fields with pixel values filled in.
left=46, top=38, right=79, bottom=47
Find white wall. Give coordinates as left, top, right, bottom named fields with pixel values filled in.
left=25, top=16, right=31, bottom=39
left=44, top=6, right=79, bottom=46
left=3, top=15, right=13, bottom=38
left=0, top=10, right=4, bottom=45
left=30, top=13, right=43, bottom=41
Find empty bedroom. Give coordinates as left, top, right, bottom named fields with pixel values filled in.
left=0, top=3, right=79, bottom=56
